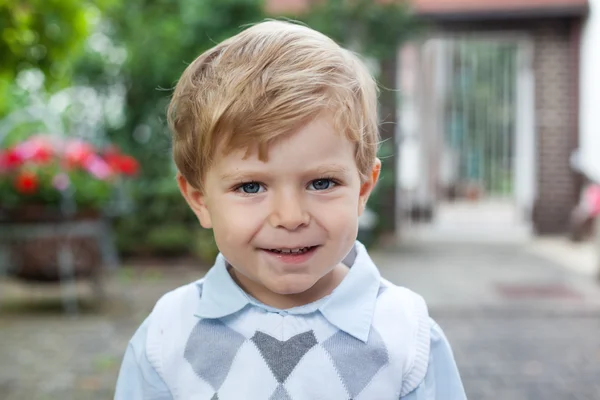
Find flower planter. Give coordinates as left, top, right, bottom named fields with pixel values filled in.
left=0, top=206, right=105, bottom=282
left=0, top=134, right=138, bottom=285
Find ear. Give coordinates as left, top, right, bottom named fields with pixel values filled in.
left=177, top=173, right=213, bottom=229
left=358, top=158, right=381, bottom=216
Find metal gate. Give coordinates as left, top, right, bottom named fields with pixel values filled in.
left=441, top=40, right=516, bottom=201
left=397, top=35, right=536, bottom=242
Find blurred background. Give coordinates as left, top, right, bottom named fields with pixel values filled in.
left=1, top=0, right=600, bottom=399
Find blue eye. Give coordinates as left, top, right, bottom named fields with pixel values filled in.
left=239, top=182, right=263, bottom=194
left=309, top=179, right=335, bottom=191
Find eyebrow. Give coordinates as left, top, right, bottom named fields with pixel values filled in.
left=218, top=170, right=260, bottom=183
left=218, top=164, right=352, bottom=182
left=308, top=164, right=352, bottom=177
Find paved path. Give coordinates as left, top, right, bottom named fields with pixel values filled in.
left=375, top=242, right=600, bottom=400
left=0, top=266, right=200, bottom=400
left=0, top=242, right=599, bottom=399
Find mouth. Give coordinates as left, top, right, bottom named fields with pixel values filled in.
left=264, top=246, right=318, bottom=255
left=260, top=245, right=320, bottom=264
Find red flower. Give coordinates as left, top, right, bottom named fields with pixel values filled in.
left=104, top=149, right=122, bottom=171
left=117, top=155, right=139, bottom=176
left=105, top=150, right=139, bottom=176
left=16, top=136, right=55, bottom=164
left=14, top=171, right=39, bottom=194
left=0, top=149, right=24, bottom=170
left=32, top=147, right=53, bottom=164
left=64, top=140, right=95, bottom=168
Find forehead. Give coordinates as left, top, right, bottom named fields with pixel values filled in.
left=213, top=115, right=357, bottom=172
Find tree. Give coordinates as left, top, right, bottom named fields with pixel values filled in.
left=0, top=0, right=113, bottom=116
left=83, top=0, right=266, bottom=171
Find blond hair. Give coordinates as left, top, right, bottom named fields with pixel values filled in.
left=168, top=20, right=379, bottom=190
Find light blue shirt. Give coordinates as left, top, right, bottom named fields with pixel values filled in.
left=115, top=245, right=467, bottom=399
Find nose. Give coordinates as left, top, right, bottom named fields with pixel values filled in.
left=268, top=190, right=310, bottom=231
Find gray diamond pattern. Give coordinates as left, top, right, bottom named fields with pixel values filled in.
left=251, top=330, right=318, bottom=383
left=269, top=384, right=293, bottom=400
left=323, top=328, right=389, bottom=397
left=184, top=319, right=246, bottom=390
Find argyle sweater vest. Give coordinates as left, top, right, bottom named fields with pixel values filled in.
left=145, top=279, right=431, bottom=400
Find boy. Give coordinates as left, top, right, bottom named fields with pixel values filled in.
left=115, top=21, right=466, bottom=399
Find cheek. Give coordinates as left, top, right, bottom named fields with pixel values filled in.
left=209, top=200, right=264, bottom=242
left=310, top=194, right=360, bottom=227
left=313, top=186, right=361, bottom=209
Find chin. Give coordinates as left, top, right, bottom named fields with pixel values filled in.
left=269, top=278, right=316, bottom=296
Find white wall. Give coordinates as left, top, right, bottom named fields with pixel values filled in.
left=580, top=0, right=600, bottom=183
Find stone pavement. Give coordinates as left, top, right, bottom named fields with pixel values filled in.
left=0, top=241, right=599, bottom=399
left=374, top=242, right=600, bottom=399
left=0, top=266, right=202, bottom=400
left=527, top=236, right=598, bottom=278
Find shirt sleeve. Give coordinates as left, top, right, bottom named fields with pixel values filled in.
left=114, top=317, right=173, bottom=400
left=401, top=319, right=467, bottom=400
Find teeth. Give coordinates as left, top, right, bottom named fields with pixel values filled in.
left=270, top=247, right=311, bottom=254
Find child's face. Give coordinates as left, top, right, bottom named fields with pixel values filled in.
left=179, top=114, right=380, bottom=306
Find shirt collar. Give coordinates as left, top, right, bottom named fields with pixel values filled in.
left=194, top=253, right=250, bottom=319
left=318, top=242, right=381, bottom=342
left=195, top=241, right=381, bottom=342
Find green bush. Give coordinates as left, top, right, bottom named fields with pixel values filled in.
left=114, top=175, right=198, bottom=256
left=146, top=224, right=195, bottom=256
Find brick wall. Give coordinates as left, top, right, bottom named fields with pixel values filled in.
left=531, top=19, right=580, bottom=234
